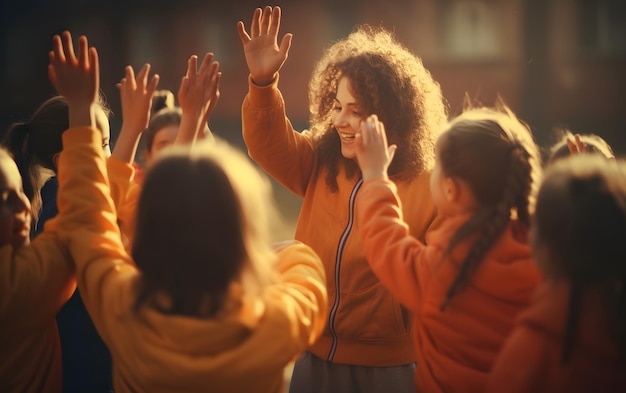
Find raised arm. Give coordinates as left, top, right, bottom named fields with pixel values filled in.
left=50, top=31, right=135, bottom=336
left=237, top=5, right=292, bottom=86
left=354, top=115, right=431, bottom=311
left=175, top=53, right=221, bottom=146
left=112, top=64, right=159, bottom=164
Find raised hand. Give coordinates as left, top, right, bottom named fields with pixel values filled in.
left=113, top=64, right=160, bottom=163
left=176, top=53, right=221, bottom=145
left=355, top=115, right=397, bottom=181
left=48, top=31, right=99, bottom=128
left=566, top=134, right=587, bottom=155
left=237, top=6, right=292, bottom=86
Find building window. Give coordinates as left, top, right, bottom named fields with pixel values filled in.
left=578, top=0, right=626, bottom=56
left=439, top=0, right=500, bottom=59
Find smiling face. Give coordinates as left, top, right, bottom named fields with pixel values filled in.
left=332, top=77, right=367, bottom=160
left=0, top=153, right=32, bottom=249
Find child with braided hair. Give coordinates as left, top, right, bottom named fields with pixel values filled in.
left=487, top=154, right=626, bottom=392
left=354, top=105, right=543, bottom=392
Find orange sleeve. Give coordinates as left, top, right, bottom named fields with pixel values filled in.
left=106, top=157, right=140, bottom=249
left=241, top=74, right=315, bottom=197
left=57, top=127, right=137, bottom=342
left=356, top=177, right=441, bottom=312
left=269, top=243, right=328, bottom=348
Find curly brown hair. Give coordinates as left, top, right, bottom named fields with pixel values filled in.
left=308, top=25, right=447, bottom=191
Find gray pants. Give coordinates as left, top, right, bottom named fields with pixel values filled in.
left=288, top=352, right=417, bottom=393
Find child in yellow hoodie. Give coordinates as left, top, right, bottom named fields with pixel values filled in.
left=49, top=31, right=327, bottom=393
left=354, top=106, right=544, bottom=393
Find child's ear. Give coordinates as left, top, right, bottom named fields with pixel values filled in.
left=52, top=152, right=61, bottom=171
left=444, top=177, right=460, bottom=202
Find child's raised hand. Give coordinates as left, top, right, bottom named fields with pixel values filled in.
left=355, top=115, right=397, bottom=181
left=117, top=64, right=160, bottom=138
left=176, top=53, right=221, bottom=145
left=48, top=31, right=99, bottom=128
left=113, top=64, right=160, bottom=163
left=566, top=134, right=588, bottom=155
left=237, top=6, right=292, bottom=86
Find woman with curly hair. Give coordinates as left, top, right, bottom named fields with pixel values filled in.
left=237, top=6, right=447, bottom=392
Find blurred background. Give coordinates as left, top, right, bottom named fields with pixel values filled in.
left=1, top=0, right=625, bottom=238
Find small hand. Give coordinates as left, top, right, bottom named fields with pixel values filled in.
left=117, top=64, right=160, bottom=138
left=178, top=53, right=220, bottom=119
left=237, top=6, right=292, bottom=86
left=566, top=134, right=587, bottom=155
left=355, top=115, right=396, bottom=181
left=48, top=31, right=99, bottom=128
left=176, top=53, right=221, bottom=145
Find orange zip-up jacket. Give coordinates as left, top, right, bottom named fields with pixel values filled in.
left=57, top=127, right=327, bottom=393
left=487, top=281, right=626, bottom=393
left=242, top=75, right=439, bottom=367
left=356, top=178, right=542, bottom=393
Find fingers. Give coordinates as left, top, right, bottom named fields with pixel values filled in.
left=147, top=73, right=160, bottom=96
left=250, top=7, right=262, bottom=37
left=62, top=31, right=76, bottom=63
left=237, top=21, right=251, bottom=44
left=136, top=63, right=150, bottom=89
left=259, top=6, right=272, bottom=35
left=278, top=33, right=293, bottom=59
left=186, top=55, right=198, bottom=84
left=198, top=52, right=214, bottom=74
left=77, top=35, right=89, bottom=69
left=388, top=144, right=397, bottom=162
left=52, top=34, right=65, bottom=64
left=89, top=46, right=100, bottom=92
left=125, top=65, right=137, bottom=90
left=268, top=6, right=281, bottom=38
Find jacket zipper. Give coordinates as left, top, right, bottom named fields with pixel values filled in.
left=326, top=178, right=363, bottom=362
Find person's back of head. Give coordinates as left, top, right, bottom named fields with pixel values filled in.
left=310, top=25, right=447, bottom=190
left=533, top=154, right=626, bottom=362
left=150, top=90, right=175, bottom=118
left=437, top=103, right=543, bottom=308
left=2, top=96, right=69, bottom=218
left=548, top=130, right=615, bottom=164
left=2, top=95, right=110, bottom=223
left=132, top=139, right=277, bottom=317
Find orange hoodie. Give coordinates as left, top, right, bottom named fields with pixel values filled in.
left=356, top=178, right=542, bottom=393
left=56, top=127, right=328, bottom=393
left=487, top=281, right=626, bottom=393
left=242, top=75, right=440, bottom=366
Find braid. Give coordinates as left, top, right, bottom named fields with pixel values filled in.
left=441, top=143, right=532, bottom=310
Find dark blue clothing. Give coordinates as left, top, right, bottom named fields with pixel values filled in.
left=35, top=176, right=114, bottom=393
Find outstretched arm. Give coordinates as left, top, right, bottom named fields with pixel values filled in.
left=112, top=64, right=159, bottom=164
left=175, top=53, right=220, bottom=146
left=237, top=5, right=292, bottom=86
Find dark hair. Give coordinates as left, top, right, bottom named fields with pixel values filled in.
left=151, top=90, right=175, bottom=117
left=142, top=107, right=182, bottom=155
left=438, top=105, right=542, bottom=310
left=548, top=130, right=615, bottom=163
left=533, top=154, right=626, bottom=363
left=132, top=141, right=277, bottom=317
left=309, top=25, right=447, bottom=192
left=2, top=95, right=109, bottom=222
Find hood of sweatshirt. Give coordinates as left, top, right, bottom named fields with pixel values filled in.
left=105, top=279, right=301, bottom=393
